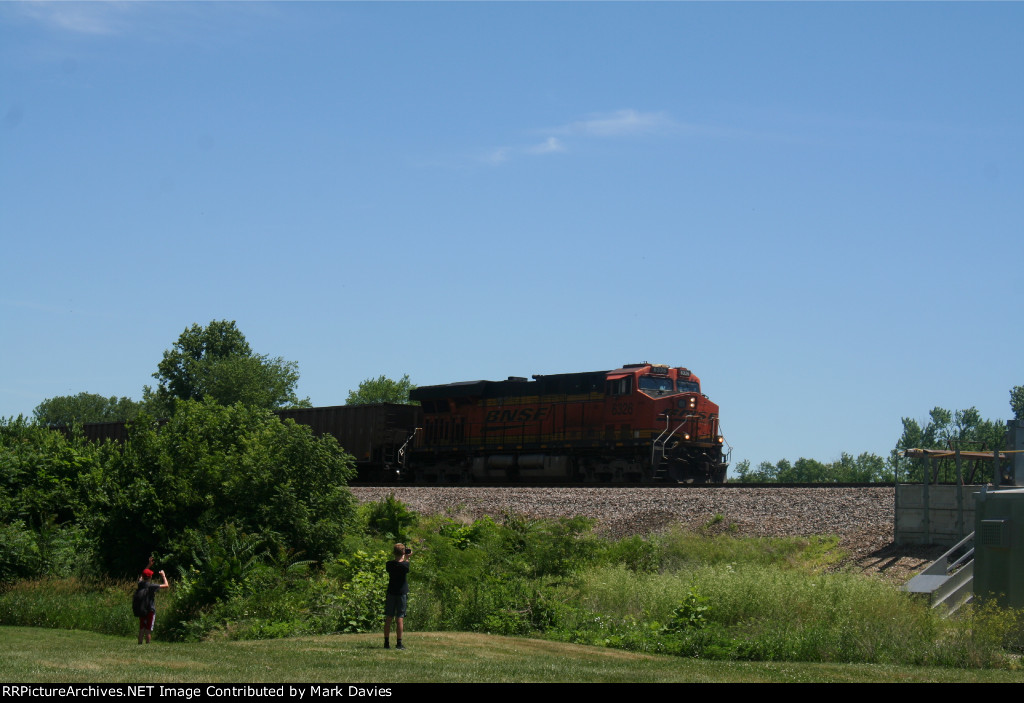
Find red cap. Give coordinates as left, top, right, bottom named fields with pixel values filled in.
left=142, top=569, right=154, bottom=579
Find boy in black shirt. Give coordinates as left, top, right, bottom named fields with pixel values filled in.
left=136, top=566, right=169, bottom=644
left=384, top=543, right=410, bottom=650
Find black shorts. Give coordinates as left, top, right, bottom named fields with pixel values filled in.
left=385, top=593, right=407, bottom=618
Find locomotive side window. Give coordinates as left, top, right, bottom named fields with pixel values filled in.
left=607, top=376, right=632, bottom=396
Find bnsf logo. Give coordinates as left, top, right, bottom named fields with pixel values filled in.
left=485, top=407, right=551, bottom=423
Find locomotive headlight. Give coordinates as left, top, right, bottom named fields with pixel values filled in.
left=688, top=397, right=697, bottom=409
left=683, top=433, right=691, bottom=441
left=717, top=436, right=724, bottom=444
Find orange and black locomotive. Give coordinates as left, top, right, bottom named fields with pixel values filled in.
left=408, top=363, right=728, bottom=483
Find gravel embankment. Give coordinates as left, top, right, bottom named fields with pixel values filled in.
left=351, top=486, right=941, bottom=582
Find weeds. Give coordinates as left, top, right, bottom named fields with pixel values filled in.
left=0, top=577, right=136, bottom=636
left=1, top=497, right=1020, bottom=669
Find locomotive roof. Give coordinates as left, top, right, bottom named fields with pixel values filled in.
left=411, top=369, right=614, bottom=402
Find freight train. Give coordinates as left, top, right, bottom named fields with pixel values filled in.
left=81, top=363, right=729, bottom=484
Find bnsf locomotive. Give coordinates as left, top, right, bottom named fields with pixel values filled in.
left=80, top=363, right=728, bottom=484
left=407, top=363, right=727, bottom=483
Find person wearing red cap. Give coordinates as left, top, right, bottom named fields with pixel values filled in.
left=135, top=558, right=169, bottom=644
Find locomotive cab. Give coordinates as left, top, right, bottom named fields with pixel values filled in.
left=635, top=365, right=699, bottom=398
left=601, top=363, right=727, bottom=483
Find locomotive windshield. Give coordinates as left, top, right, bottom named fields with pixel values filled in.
left=639, top=375, right=700, bottom=396
left=639, top=375, right=673, bottom=394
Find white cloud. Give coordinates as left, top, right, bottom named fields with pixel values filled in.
left=527, top=137, right=566, bottom=155
left=552, top=109, right=675, bottom=137
left=480, top=138, right=566, bottom=166
left=482, top=147, right=511, bottom=165
left=20, top=1, right=130, bottom=35
left=482, top=109, right=675, bottom=166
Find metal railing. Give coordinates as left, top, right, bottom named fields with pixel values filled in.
left=904, top=531, right=975, bottom=613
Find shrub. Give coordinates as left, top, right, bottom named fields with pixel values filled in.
left=327, top=549, right=389, bottom=633
left=361, top=494, right=417, bottom=541
left=168, top=524, right=267, bottom=619
left=0, top=521, right=41, bottom=582
left=596, top=534, right=659, bottom=573
left=0, top=417, right=105, bottom=529
left=91, top=400, right=357, bottom=576
left=661, top=586, right=711, bottom=633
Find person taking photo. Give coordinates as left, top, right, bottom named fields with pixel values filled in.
left=383, top=543, right=411, bottom=650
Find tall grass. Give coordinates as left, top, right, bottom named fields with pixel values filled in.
left=0, top=577, right=139, bottom=636
left=656, top=527, right=843, bottom=571
left=558, top=561, right=1017, bottom=668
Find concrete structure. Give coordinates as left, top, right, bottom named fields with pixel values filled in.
left=896, top=483, right=979, bottom=546
left=897, top=433, right=1017, bottom=545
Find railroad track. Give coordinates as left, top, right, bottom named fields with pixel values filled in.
left=349, top=481, right=888, bottom=489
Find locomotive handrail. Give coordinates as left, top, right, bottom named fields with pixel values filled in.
left=651, top=414, right=698, bottom=469
left=652, top=417, right=671, bottom=466
left=397, top=427, right=421, bottom=468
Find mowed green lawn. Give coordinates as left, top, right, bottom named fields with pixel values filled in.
left=2, top=627, right=1022, bottom=683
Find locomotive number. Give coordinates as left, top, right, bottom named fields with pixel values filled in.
left=611, top=402, right=634, bottom=416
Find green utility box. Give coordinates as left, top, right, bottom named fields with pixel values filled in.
left=973, top=487, right=1024, bottom=607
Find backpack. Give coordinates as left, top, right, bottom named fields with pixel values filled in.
left=132, top=583, right=151, bottom=617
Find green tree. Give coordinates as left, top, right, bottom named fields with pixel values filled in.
left=346, top=374, right=417, bottom=405
left=892, top=405, right=1006, bottom=482
left=1011, top=385, right=1024, bottom=421
left=0, top=417, right=109, bottom=581
left=33, top=392, right=142, bottom=427
left=832, top=452, right=890, bottom=482
left=90, top=400, right=356, bottom=575
left=732, top=459, right=754, bottom=481
left=732, top=453, right=890, bottom=483
left=0, top=416, right=105, bottom=527
left=146, top=320, right=309, bottom=413
left=732, top=459, right=779, bottom=482
left=782, top=457, right=825, bottom=482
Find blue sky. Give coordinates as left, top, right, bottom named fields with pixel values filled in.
left=2, top=1, right=1021, bottom=474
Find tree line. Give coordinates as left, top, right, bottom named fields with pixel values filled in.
left=31, top=320, right=417, bottom=427
left=734, top=386, right=1023, bottom=483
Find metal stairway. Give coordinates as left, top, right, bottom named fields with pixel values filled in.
left=903, top=532, right=975, bottom=613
